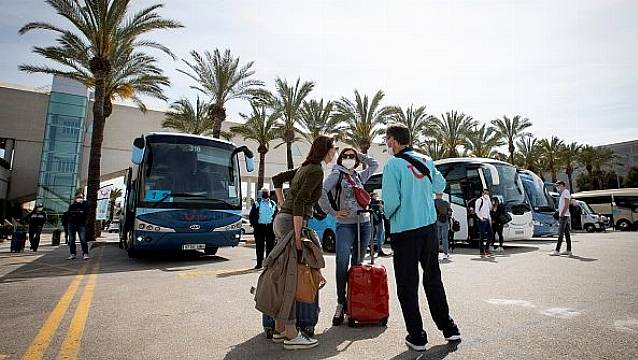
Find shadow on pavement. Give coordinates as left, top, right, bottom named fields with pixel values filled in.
left=0, top=243, right=230, bottom=283
left=449, top=244, right=539, bottom=257
left=389, top=340, right=460, bottom=360
left=566, top=255, right=598, bottom=262
left=223, top=324, right=386, bottom=360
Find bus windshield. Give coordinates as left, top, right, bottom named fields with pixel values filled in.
left=521, top=172, right=555, bottom=212
left=140, top=139, right=241, bottom=209
left=580, top=201, right=595, bottom=215
left=484, top=164, right=526, bottom=205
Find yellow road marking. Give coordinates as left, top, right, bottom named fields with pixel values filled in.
left=21, top=265, right=87, bottom=360
left=57, top=253, right=102, bottom=360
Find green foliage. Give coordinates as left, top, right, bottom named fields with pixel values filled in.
left=298, top=99, right=341, bottom=143
left=490, top=115, right=533, bottom=163
left=162, top=96, right=214, bottom=135
left=466, top=124, right=505, bottom=158
left=624, top=166, right=638, bottom=188
left=432, top=110, right=477, bottom=157
left=385, top=105, right=434, bottom=146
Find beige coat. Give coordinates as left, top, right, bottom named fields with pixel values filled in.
left=254, top=228, right=325, bottom=322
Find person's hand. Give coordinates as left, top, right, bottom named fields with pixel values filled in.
left=278, top=199, right=285, bottom=207
left=336, top=210, right=349, bottom=220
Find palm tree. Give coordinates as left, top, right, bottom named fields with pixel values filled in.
left=514, top=137, right=541, bottom=173
left=179, top=49, right=264, bottom=139
left=466, top=124, right=505, bottom=158
left=592, top=146, right=616, bottom=189
left=162, top=96, right=214, bottom=135
left=539, top=137, right=564, bottom=183
left=108, top=188, right=123, bottom=223
left=433, top=111, right=477, bottom=157
left=416, top=139, right=447, bottom=160
left=297, top=99, right=341, bottom=143
left=19, top=0, right=182, bottom=241
left=230, top=103, right=280, bottom=191
left=386, top=105, right=434, bottom=146
left=560, top=142, right=582, bottom=191
left=334, top=90, right=393, bottom=154
left=491, top=115, right=533, bottom=164
left=270, top=78, right=314, bottom=169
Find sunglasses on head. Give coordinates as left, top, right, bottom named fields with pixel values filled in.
left=341, top=153, right=356, bottom=159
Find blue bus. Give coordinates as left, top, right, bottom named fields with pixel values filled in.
left=518, top=169, right=559, bottom=237
left=120, top=133, right=254, bottom=257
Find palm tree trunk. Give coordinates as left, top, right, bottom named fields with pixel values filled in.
left=567, top=169, right=574, bottom=191
left=86, top=80, right=106, bottom=242
left=210, top=105, right=226, bottom=139
left=509, top=142, right=515, bottom=164
left=257, top=151, right=266, bottom=191
left=108, top=199, right=115, bottom=223
left=286, top=141, right=294, bottom=169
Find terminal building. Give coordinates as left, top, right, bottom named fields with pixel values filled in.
left=0, top=76, right=388, bottom=226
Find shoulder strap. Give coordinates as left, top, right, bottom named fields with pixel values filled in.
left=394, top=149, right=432, bottom=183
left=478, top=198, right=484, bottom=211
left=327, top=171, right=345, bottom=211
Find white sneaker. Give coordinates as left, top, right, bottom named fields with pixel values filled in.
left=272, top=332, right=285, bottom=344
left=66, top=255, right=76, bottom=260
left=283, top=332, right=318, bottom=350
left=83, top=254, right=90, bottom=260
left=443, top=254, right=450, bottom=260
left=561, top=251, right=572, bottom=256
left=549, top=250, right=560, bottom=256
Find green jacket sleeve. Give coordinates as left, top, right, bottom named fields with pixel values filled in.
left=272, top=169, right=297, bottom=188
left=292, top=167, right=323, bottom=217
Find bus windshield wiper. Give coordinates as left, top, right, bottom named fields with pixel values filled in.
left=150, top=192, right=205, bottom=208
left=182, top=197, right=236, bottom=207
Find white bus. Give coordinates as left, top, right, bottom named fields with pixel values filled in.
left=364, top=157, right=533, bottom=242
left=434, top=158, right=534, bottom=242
left=572, top=188, right=638, bottom=231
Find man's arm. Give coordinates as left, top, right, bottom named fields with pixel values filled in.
left=431, top=160, right=446, bottom=193
left=358, top=153, right=380, bottom=184
left=560, top=192, right=571, bottom=217
left=381, top=162, right=401, bottom=219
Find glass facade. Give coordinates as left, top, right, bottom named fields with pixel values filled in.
left=36, top=80, right=88, bottom=229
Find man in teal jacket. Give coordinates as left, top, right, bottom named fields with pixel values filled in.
left=382, top=124, right=461, bottom=352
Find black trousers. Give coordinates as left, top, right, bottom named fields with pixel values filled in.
left=254, top=223, right=275, bottom=266
left=390, top=224, right=456, bottom=341
left=29, top=230, right=42, bottom=251
left=492, top=224, right=504, bottom=248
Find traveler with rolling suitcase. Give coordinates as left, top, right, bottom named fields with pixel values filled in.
left=318, top=147, right=379, bottom=326
left=345, top=209, right=390, bottom=327
left=10, top=226, right=27, bottom=253
left=382, top=125, right=461, bottom=352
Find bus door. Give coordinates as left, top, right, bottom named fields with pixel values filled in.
left=464, top=168, right=484, bottom=240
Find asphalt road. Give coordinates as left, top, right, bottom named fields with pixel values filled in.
left=0, top=231, right=637, bottom=360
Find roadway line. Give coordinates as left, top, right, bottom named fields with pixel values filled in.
left=57, top=251, right=103, bottom=360
left=21, top=265, right=88, bottom=360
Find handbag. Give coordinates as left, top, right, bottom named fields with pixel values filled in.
left=295, top=264, right=326, bottom=304
left=344, top=174, right=371, bottom=208
left=451, top=218, right=461, bottom=232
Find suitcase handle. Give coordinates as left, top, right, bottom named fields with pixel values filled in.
left=356, top=209, right=377, bottom=265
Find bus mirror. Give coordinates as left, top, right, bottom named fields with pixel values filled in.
left=483, top=164, right=500, bottom=186
left=232, top=146, right=255, bottom=172
left=245, top=156, right=255, bottom=173
left=131, top=136, right=145, bottom=165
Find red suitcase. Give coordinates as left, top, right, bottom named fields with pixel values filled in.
left=347, top=210, right=390, bottom=327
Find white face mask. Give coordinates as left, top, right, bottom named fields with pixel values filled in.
left=341, top=159, right=356, bottom=170
left=387, top=146, right=395, bottom=156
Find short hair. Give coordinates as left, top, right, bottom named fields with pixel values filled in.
left=385, top=124, right=411, bottom=146
left=336, top=147, right=361, bottom=168
left=555, top=180, right=566, bottom=187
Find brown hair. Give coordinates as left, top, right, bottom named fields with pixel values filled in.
left=336, top=147, right=360, bottom=168
left=302, top=136, right=335, bottom=166
left=386, top=124, right=411, bottom=146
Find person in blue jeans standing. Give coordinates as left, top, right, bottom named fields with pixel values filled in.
left=319, top=147, right=378, bottom=326
left=66, top=192, right=90, bottom=260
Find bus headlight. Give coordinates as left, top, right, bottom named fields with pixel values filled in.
left=533, top=220, right=541, bottom=226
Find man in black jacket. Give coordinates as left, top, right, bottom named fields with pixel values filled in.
left=26, top=204, right=47, bottom=251
left=66, top=192, right=90, bottom=260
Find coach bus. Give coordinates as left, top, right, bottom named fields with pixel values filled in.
left=119, top=132, right=255, bottom=257
left=572, top=188, right=638, bottom=231
left=518, top=169, right=559, bottom=237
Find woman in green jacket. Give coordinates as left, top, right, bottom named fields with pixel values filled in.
left=270, top=135, right=337, bottom=350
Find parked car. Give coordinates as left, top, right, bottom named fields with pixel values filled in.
left=241, top=218, right=254, bottom=235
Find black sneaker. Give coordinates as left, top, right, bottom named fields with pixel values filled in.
left=332, top=304, right=345, bottom=326
left=443, top=325, right=461, bottom=341
left=405, top=333, right=427, bottom=351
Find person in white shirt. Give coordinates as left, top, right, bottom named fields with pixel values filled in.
left=551, top=181, right=572, bottom=256
left=475, top=189, right=493, bottom=257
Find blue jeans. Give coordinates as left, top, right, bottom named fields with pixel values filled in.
left=436, top=221, right=449, bottom=255
left=68, top=223, right=88, bottom=256
left=478, top=219, right=492, bottom=253
left=335, top=222, right=371, bottom=305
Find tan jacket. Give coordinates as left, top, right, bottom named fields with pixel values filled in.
left=254, top=228, right=325, bottom=321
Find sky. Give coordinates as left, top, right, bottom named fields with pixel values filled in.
left=1, top=0, right=637, bottom=146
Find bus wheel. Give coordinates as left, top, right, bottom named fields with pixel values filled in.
left=205, top=247, right=218, bottom=256
left=584, top=224, right=596, bottom=233
left=617, top=220, right=632, bottom=231
left=322, top=230, right=336, bottom=253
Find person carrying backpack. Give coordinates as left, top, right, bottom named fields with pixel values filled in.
left=434, top=193, right=452, bottom=259
left=249, top=188, right=278, bottom=269
left=26, top=204, right=47, bottom=252
left=318, top=147, right=379, bottom=326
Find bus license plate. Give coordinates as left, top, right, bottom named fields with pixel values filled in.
left=183, top=244, right=205, bottom=251
left=515, top=231, right=524, bottom=235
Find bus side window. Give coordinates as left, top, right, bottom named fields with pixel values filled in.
left=466, top=169, right=482, bottom=200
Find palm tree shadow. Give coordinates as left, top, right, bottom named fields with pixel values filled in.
left=389, top=340, right=461, bottom=360
left=566, top=255, right=598, bottom=262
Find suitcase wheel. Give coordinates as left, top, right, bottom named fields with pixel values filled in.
left=381, top=317, right=388, bottom=327
left=347, top=318, right=356, bottom=327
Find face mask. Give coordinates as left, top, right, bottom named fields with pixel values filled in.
left=261, top=193, right=269, bottom=199
left=341, top=159, right=356, bottom=170
left=387, top=146, right=395, bottom=156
